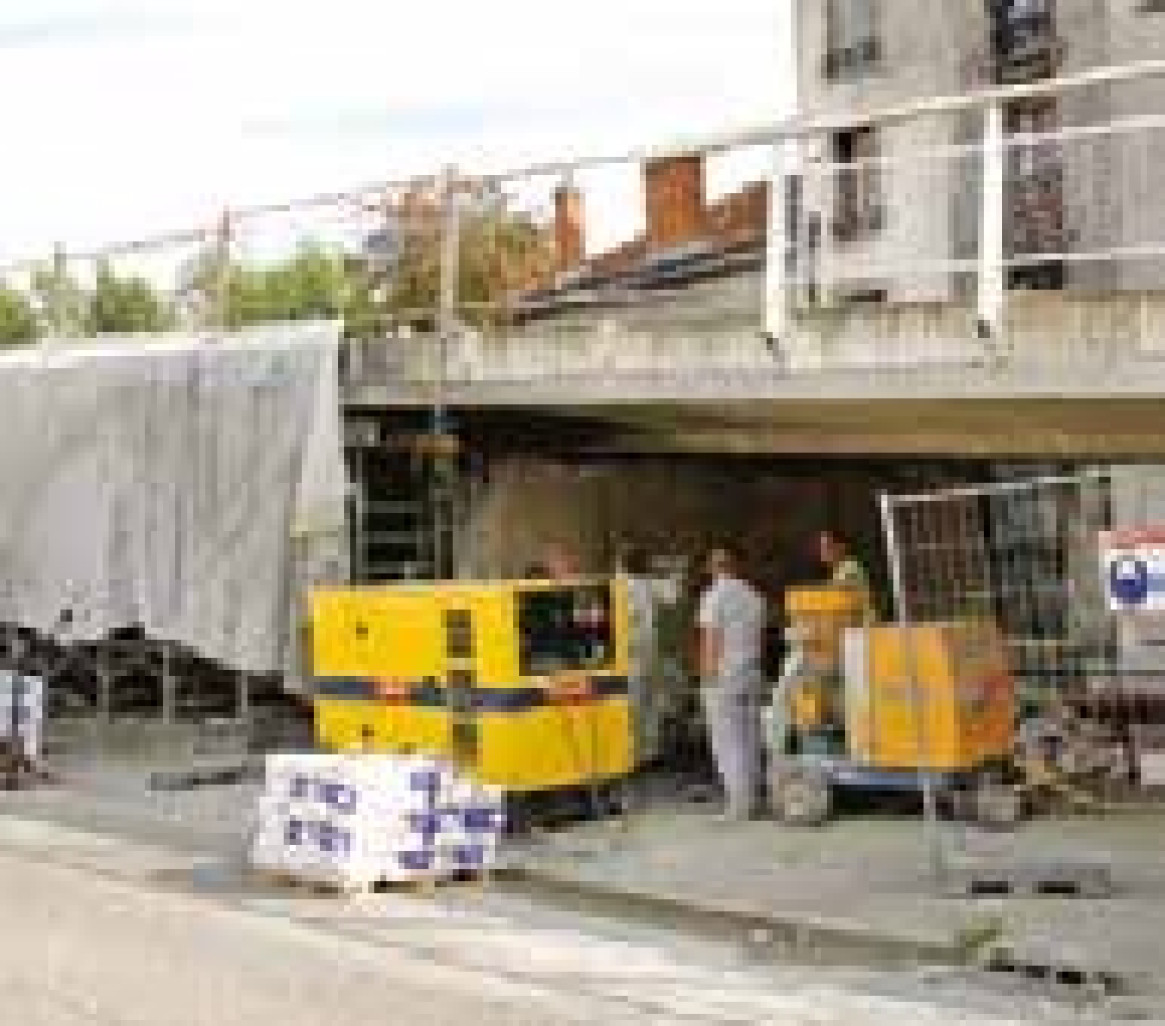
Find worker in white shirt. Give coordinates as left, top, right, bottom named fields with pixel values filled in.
left=697, top=545, right=767, bottom=820
left=618, top=546, right=658, bottom=768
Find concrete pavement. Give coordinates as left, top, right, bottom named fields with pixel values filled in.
left=0, top=809, right=1099, bottom=1026
left=513, top=802, right=1165, bottom=996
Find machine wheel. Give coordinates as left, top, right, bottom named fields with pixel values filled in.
left=773, top=766, right=832, bottom=827
left=973, top=778, right=1024, bottom=831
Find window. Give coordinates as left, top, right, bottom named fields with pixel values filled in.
left=831, top=127, right=884, bottom=240
left=824, top=0, right=880, bottom=79
left=517, top=586, right=614, bottom=677
left=1005, top=99, right=1066, bottom=290
left=990, top=0, right=1055, bottom=65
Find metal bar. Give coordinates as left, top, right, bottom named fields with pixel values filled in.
left=4, top=60, right=1165, bottom=280
left=890, top=469, right=1110, bottom=506
left=979, top=102, right=1005, bottom=337
left=879, top=490, right=948, bottom=888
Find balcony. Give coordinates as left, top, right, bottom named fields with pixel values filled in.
left=343, top=289, right=1165, bottom=408
left=340, top=81, right=1165, bottom=417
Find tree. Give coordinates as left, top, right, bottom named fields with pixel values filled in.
left=183, top=244, right=353, bottom=331
left=30, top=256, right=86, bottom=336
left=0, top=284, right=39, bottom=346
left=178, top=189, right=555, bottom=336
left=85, top=262, right=176, bottom=335
left=385, top=188, right=555, bottom=330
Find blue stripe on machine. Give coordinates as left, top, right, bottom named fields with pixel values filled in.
left=314, top=676, right=629, bottom=710
left=313, top=677, right=373, bottom=698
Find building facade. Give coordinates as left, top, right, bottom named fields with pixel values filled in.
left=793, top=0, right=1165, bottom=304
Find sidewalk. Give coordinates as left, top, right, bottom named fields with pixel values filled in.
left=4, top=769, right=1163, bottom=998
left=510, top=801, right=1165, bottom=995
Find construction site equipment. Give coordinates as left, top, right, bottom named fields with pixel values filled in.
left=783, top=585, right=870, bottom=732
left=310, top=578, right=633, bottom=794
left=844, top=622, right=1015, bottom=773
left=769, top=583, right=1017, bottom=827
left=879, top=468, right=1165, bottom=888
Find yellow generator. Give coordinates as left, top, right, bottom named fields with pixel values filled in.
left=843, top=621, right=1015, bottom=774
left=773, top=613, right=1018, bottom=827
left=784, top=584, right=871, bottom=731
left=310, top=578, right=633, bottom=793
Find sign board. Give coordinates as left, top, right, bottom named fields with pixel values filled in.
left=1100, top=529, right=1165, bottom=613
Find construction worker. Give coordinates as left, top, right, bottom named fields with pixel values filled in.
left=697, top=545, right=767, bottom=820
left=767, top=528, right=875, bottom=762
left=543, top=542, right=582, bottom=581
left=618, top=545, right=659, bottom=768
left=816, top=528, right=875, bottom=623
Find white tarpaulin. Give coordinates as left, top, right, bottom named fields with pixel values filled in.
left=0, top=323, right=347, bottom=676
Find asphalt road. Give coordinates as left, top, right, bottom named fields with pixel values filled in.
left=0, top=819, right=1102, bottom=1026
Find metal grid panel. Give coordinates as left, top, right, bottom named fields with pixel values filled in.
left=881, top=467, right=1164, bottom=883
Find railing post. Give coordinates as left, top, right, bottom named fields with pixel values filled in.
left=50, top=243, right=71, bottom=338
left=208, top=209, right=232, bottom=331
left=432, top=167, right=462, bottom=580
left=765, top=141, right=794, bottom=347
left=978, top=101, right=1006, bottom=341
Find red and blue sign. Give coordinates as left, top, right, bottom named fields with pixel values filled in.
left=1101, top=529, right=1165, bottom=613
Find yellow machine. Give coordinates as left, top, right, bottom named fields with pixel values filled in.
left=843, top=621, right=1015, bottom=773
left=784, top=585, right=871, bottom=730
left=773, top=585, right=1017, bottom=825
left=310, top=578, right=633, bottom=793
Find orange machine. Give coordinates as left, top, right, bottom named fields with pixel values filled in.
left=843, top=621, right=1015, bottom=773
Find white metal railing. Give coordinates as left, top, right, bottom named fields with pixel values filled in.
left=6, top=60, right=1165, bottom=395
left=336, top=64, right=1165, bottom=395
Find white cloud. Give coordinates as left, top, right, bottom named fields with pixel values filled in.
left=0, top=0, right=794, bottom=269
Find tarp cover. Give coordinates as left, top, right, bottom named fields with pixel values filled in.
left=0, top=323, right=347, bottom=677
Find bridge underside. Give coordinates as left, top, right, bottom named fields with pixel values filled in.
left=450, top=396, right=1165, bottom=460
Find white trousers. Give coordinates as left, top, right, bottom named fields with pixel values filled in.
left=700, top=681, right=762, bottom=816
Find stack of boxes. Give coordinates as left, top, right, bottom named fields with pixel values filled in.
left=250, top=753, right=506, bottom=890
left=0, top=671, right=44, bottom=761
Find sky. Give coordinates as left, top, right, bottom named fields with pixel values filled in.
left=0, top=0, right=794, bottom=271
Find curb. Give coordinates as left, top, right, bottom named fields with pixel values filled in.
left=503, top=862, right=1154, bottom=1001
left=502, top=862, right=963, bottom=970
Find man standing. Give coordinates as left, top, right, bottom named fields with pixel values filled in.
left=543, top=542, right=582, bottom=581
left=816, top=528, right=875, bottom=623
left=768, top=529, right=876, bottom=759
left=697, top=546, right=767, bottom=820
left=618, top=546, right=658, bottom=768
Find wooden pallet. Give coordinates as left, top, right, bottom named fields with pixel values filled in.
left=251, top=867, right=494, bottom=897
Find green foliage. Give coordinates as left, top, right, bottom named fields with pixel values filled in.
left=86, top=262, right=176, bottom=335
left=0, top=284, right=40, bottom=346
left=30, top=260, right=86, bottom=336
left=387, top=209, right=553, bottom=329
left=222, top=246, right=347, bottom=329
left=6, top=198, right=551, bottom=346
